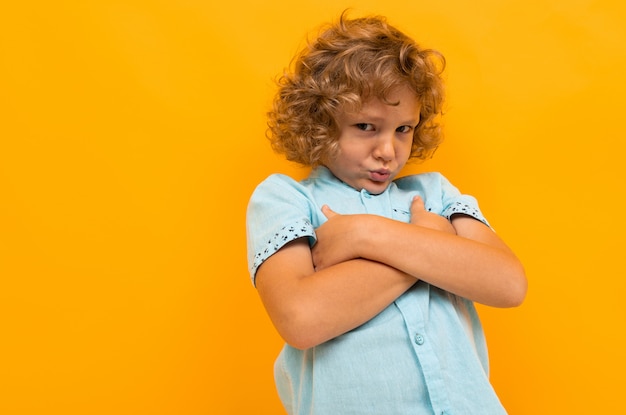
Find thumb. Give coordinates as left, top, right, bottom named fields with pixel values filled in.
left=321, top=204, right=338, bottom=219
left=410, top=195, right=426, bottom=214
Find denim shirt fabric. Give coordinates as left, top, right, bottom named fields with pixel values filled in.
left=246, top=167, right=507, bottom=415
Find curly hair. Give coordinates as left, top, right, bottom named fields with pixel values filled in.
left=267, top=12, right=446, bottom=167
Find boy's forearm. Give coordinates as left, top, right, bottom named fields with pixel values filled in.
left=358, top=215, right=526, bottom=307
left=256, top=240, right=417, bottom=350
left=290, top=259, right=416, bottom=348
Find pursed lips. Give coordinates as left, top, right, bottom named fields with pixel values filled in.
left=369, top=169, right=391, bottom=182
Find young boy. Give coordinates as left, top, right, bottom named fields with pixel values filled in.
left=246, top=13, right=526, bottom=415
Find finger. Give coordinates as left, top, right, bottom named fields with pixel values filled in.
left=321, top=204, right=338, bottom=219
left=410, top=195, right=425, bottom=214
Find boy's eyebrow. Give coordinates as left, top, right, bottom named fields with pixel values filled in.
left=347, top=112, right=420, bottom=125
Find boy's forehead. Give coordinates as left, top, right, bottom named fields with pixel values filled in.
left=341, top=88, right=421, bottom=114
left=338, top=98, right=421, bottom=125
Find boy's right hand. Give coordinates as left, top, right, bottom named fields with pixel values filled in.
left=410, top=196, right=456, bottom=235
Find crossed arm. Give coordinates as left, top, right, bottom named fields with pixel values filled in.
left=255, top=196, right=527, bottom=350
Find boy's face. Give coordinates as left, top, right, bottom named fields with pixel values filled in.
left=326, top=87, right=420, bottom=195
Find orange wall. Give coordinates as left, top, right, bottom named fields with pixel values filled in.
left=1, top=1, right=625, bottom=413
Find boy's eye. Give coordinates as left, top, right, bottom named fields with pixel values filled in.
left=355, top=123, right=374, bottom=131
left=396, top=125, right=413, bottom=133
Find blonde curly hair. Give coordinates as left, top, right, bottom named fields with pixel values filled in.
left=267, top=12, right=446, bottom=167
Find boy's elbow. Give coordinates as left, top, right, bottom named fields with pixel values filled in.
left=501, top=262, right=528, bottom=308
left=273, top=308, right=329, bottom=350
left=279, top=324, right=326, bottom=350
left=282, top=334, right=320, bottom=351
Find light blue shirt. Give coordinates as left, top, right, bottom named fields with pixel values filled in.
left=246, top=166, right=507, bottom=415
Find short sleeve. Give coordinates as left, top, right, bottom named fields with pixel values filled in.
left=246, top=174, right=317, bottom=286
left=437, top=174, right=490, bottom=227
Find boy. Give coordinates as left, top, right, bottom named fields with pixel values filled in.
left=247, top=13, right=526, bottom=414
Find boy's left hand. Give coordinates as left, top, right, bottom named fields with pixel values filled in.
left=311, top=205, right=362, bottom=271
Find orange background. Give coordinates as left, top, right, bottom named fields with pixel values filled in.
left=1, top=1, right=625, bottom=414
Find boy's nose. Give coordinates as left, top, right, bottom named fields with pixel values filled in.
left=373, top=134, right=395, bottom=161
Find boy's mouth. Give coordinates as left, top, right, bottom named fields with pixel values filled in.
left=369, top=169, right=391, bottom=182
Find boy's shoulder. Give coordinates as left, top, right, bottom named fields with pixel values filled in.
left=255, top=167, right=339, bottom=193
left=253, top=173, right=303, bottom=191
left=251, top=173, right=312, bottom=201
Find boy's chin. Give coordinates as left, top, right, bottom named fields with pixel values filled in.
left=361, top=180, right=392, bottom=195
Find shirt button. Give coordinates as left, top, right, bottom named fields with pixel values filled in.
left=414, top=333, right=425, bottom=345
